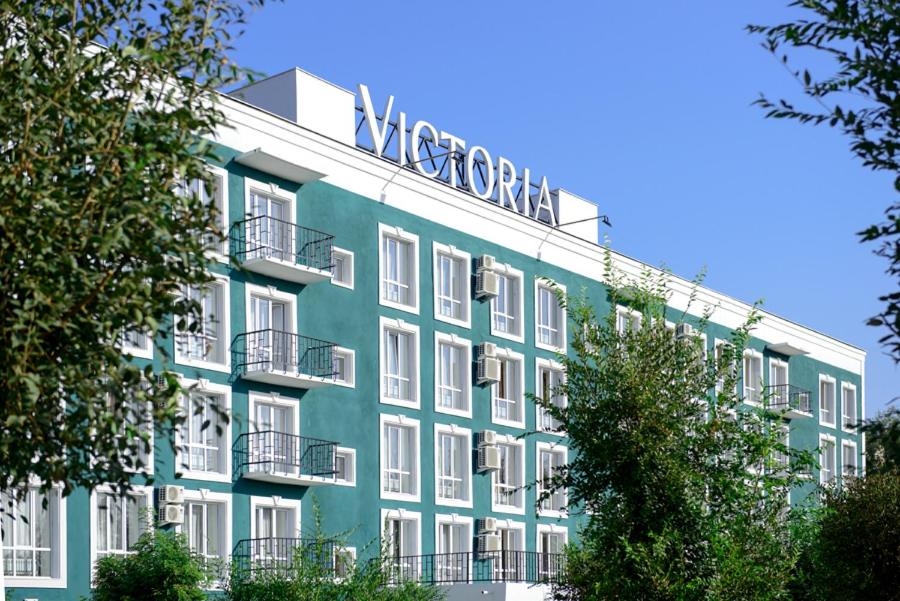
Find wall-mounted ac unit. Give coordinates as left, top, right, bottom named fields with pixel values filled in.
left=475, top=270, right=500, bottom=298
left=477, top=356, right=501, bottom=384
left=476, top=254, right=497, bottom=272
left=477, top=517, right=498, bottom=534
left=477, top=445, right=502, bottom=472
left=477, top=342, right=497, bottom=358
left=157, top=485, right=185, bottom=505
left=158, top=504, right=184, bottom=525
left=477, top=533, right=502, bottom=554
left=476, top=430, right=498, bottom=447
left=675, top=323, right=694, bottom=339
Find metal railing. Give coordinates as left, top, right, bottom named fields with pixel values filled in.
left=232, top=537, right=335, bottom=579
left=233, top=329, right=336, bottom=379
left=232, top=216, right=334, bottom=272
left=765, top=384, right=812, bottom=414
left=234, top=431, right=338, bottom=480
left=379, top=551, right=566, bottom=585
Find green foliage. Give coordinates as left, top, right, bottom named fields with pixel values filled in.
left=748, top=1, right=900, bottom=362
left=0, top=0, right=269, bottom=496
left=860, top=407, right=900, bottom=473
left=91, top=529, right=209, bottom=601
left=537, top=249, right=814, bottom=600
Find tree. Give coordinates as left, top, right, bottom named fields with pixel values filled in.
left=747, top=1, right=900, bottom=362
left=860, top=407, right=900, bottom=472
left=535, top=254, right=814, bottom=600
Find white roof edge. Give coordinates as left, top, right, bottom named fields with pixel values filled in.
left=552, top=187, right=599, bottom=207
left=229, top=66, right=354, bottom=96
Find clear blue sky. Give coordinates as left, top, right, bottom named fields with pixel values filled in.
left=229, top=0, right=897, bottom=418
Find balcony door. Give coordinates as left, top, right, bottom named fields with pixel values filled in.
left=493, top=527, right=524, bottom=581
left=249, top=191, right=291, bottom=261
left=250, top=296, right=291, bottom=371
left=436, top=522, right=468, bottom=582
left=253, top=402, right=295, bottom=476
left=771, top=361, right=788, bottom=406
left=538, top=531, right=565, bottom=579
left=254, top=505, right=296, bottom=566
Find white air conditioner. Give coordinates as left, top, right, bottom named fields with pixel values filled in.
left=477, top=357, right=501, bottom=385
left=477, top=533, right=502, bottom=554
left=158, top=503, right=184, bottom=525
left=477, top=430, right=498, bottom=447
left=477, top=445, right=502, bottom=472
left=477, top=342, right=497, bottom=358
left=475, top=270, right=500, bottom=298
left=675, top=323, right=694, bottom=339
left=476, top=254, right=497, bottom=272
left=157, top=485, right=185, bottom=505
left=477, top=517, right=498, bottom=534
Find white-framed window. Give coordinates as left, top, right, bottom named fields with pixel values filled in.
left=819, top=375, right=837, bottom=428
left=249, top=496, right=301, bottom=566
left=490, top=266, right=525, bottom=343
left=535, top=280, right=567, bottom=351
left=334, top=447, right=356, bottom=487
left=841, top=383, right=858, bottom=432
left=434, top=332, right=472, bottom=418
left=248, top=392, right=300, bottom=477
left=178, top=165, right=229, bottom=259
left=433, top=242, right=471, bottom=328
left=179, top=490, right=231, bottom=585
left=90, top=485, right=153, bottom=566
left=537, top=442, right=567, bottom=517
left=380, top=414, right=420, bottom=502
left=176, top=380, right=231, bottom=483
left=819, top=434, right=836, bottom=485
left=379, top=224, right=419, bottom=314
left=244, top=178, right=294, bottom=263
left=122, top=329, right=153, bottom=360
left=175, top=275, right=230, bottom=371
left=492, top=349, right=525, bottom=428
left=333, top=347, right=356, bottom=388
left=381, top=508, right=421, bottom=567
left=434, top=514, right=472, bottom=582
left=380, top=317, right=420, bottom=408
left=536, top=358, right=566, bottom=433
left=492, top=437, right=525, bottom=514
left=841, top=440, right=858, bottom=481
left=772, top=425, right=790, bottom=471
left=1, top=484, right=66, bottom=588
left=104, top=382, right=154, bottom=475
left=713, top=339, right=735, bottom=394
left=742, top=350, right=763, bottom=405
left=615, top=305, right=642, bottom=334
left=768, top=358, right=789, bottom=407
left=334, top=546, right=357, bottom=579
left=536, top=525, right=567, bottom=580
left=245, top=283, right=296, bottom=372
left=332, top=247, right=355, bottom=289
left=434, top=424, right=472, bottom=508
left=493, top=521, right=525, bottom=581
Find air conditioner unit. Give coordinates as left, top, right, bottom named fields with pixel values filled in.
left=477, top=517, right=498, bottom=534
left=475, top=270, right=500, bottom=298
left=477, top=533, right=502, bottom=554
left=157, top=485, right=185, bottom=505
left=476, top=254, right=497, bottom=272
left=477, top=342, right=497, bottom=358
left=477, top=357, right=501, bottom=385
left=675, top=323, right=694, bottom=339
left=476, top=430, right=498, bottom=447
left=158, top=503, right=184, bottom=525
left=477, top=445, right=502, bottom=472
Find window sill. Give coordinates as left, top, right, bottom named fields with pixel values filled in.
left=332, top=279, right=354, bottom=290
left=381, top=490, right=421, bottom=503
left=435, top=497, right=473, bottom=510
left=174, top=355, right=231, bottom=374
left=5, top=576, right=67, bottom=589
left=334, top=379, right=356, bottom=389
left=434, top=312, right=471, bottom=330
left=535, top=341, right=566, bottom=354
left=491, top=502, right=525, bottom=516
left=380, top=297, right=420, bottom=316
left=435, top=405, right=472, bottom=420
left=819, top=420, right=837, bottom=429
left=334, top=479, right=356, bottom=488
left=492, top=416, right=526, bottom=430
left=489, top=327, right=525, bottom=345
left=123, top=345, right=154, bottom=360
left=380, top=396, right=420, bottom=410
left=175, top=469, right=231, bottom=484
left=537, top=509, right=568, bottom=520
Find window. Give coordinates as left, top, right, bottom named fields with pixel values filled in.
left=538, top=444, right=567, bottom=515
left=433, top=243, right=471, bottom=327
left=435, top=425, right=471, bottom=507
left=176, top=278, right=228, bottom=369
left=615, top=305, right=642, bottom=334
left=490, top=267, right=524, bottom=342
left=122, top=329, right=153, bottom=359
left=841, top=383, right=858, bottom=432
left=333, top=347, right=355, bottom=388
left=381, top=509, right=420, bottom=569
left=178, top=385, right=229, bottom=481
left=105, top=384, right=154, bottom=474
left=714, top=340, right=734, bottom=394
left=435, top=333, right=471, bottom=417
left=334, top=447, right=356, bottom=486
left=250, top=496, right=300, bottom=566
left=379, top=224, right=419, bottom=314
left=331, top=247, right=354, bottom=289
left=537, top=526, right=567, bottom=580
left=742, top=351, right=763, bottom=405
left=493, top=440, right=524, bottom=513
left=247, top=285, right=295, bottom=372
left=841, top=441, right=858, bottom=481
left=435, top=515, right=472, bottom=582
left=772, top=426, right=790, bottom=471
left=819, top=375, right=836, bottom=427
left=535, top=280, right=566, bottom=351
left=492, top=351, right=524, bottom=427
left=380, top=318, right=419, bottom=408
left=381, top=414, right=420, bottom=501
left=249, top=393, right=299, bottom=476
left=819, top=435, right=836, bottom=485
left=2, top=487, right=64, bottom=585
left=334, top=547, right=357, bottom=579
left=769, top=359, right=789, bottom=407
left=537, top=359, right=566, bottom=433
left=92, top=486, right=152, bottom=563
left=181, top=491, right=230, bottom=582
left=178, top=166, right=228, bottom=257
left=246, top=181, right=293, bottom=262
left=493, top=524, right=524, bottom=580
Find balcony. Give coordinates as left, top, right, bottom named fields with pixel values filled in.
left=234, top=431, right=338, bottom=486
left=234, top=330, right=336, bottom=388
left=231, top=536, right=335, bottom=580
left=380, top=551, right=566, bottom=586
left=766, top=384, right=813, bottom=419
left=232, top=216, right=334, bottom=284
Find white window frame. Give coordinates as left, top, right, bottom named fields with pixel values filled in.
left=334, top=446, right=357, bottom=487
left=121, top=329, right=153, bottom=360
left=248, top=391, right=301, bottom=436
left=536, top=524, right=568, bottom=556
left=713, top=338, right=735, bottom=395
left=378, top=223, right=420, bottom=315
left=742, top=349, right=763, bottom=406
left=177, top=489, right=232, bottom=588
left=492, top=435, right=525, bottom=515
left=434, top=332, right=472, bottom=418
left=105, top=384, right=155, bottom=477
left=491, top=348, right=526, bottom=429
left=535, top=357, right=566, bottom=435
left=245, top=283, right=296, bottom=337
left=380, top=413, right=421, bottom=503
left=841, top=382, right=858, bottom=433
left=819, top=434, right=837, bottom=486
left=334, top=546, right=357, bottom=580
left=434, top=423, right=473, bottom=509
left=434, top=513, right=473, bottom=581
left=331, top=246, right=355, bottom=289
left=841, top=440, right=858, bottom=481
left=380, top=317, right=420, bottom=409
left=175, top=378, right=231, bottom=483
left=1, top=482, right=67, bottom=589
left=244, top=178, right=293, bottom=224
left=174, top=274, right=231, bottom=373
left=380, top=508, right=421, bottom=562
left=249, top=495, right=302, bottom=539
left=432, top=242, right=471, bottom=328
left=89, top=484, right=154, bottom=570
left=492, top=519, right=526, bottom=581
left=333, top=346, right=356, bottom=388
left=819, top=374, right=837, bottom=428
left=178, top=165, right=230, bottom=261
left=615, top=305, right=642, bottom=335
left=490, top=264, right=525, bottom=344
left=534, top=279, right=567, bottom=352
left=536, top=441, right=568, bottom=518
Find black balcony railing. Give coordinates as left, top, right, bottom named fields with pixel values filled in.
left=232, top=215, right=334, bottom=272
left=378, top=551, right=566, bottom=585
left=232, top=537, right=335, bottom=579
left=234, top=431, right=338, bottom=480
left=233, top=329, right=336, bottom=379
left=766, top=384, right=812, bottom=414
